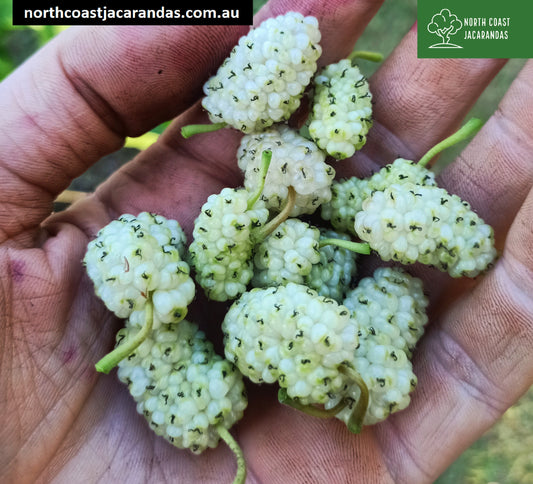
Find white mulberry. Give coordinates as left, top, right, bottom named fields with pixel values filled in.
left=117, top=320, right=247, bottom=454
left=304, top=228, right=358, bottom=302
left=201, top=12, right=322, bottom=133
left=322, top=267, right=426, bottom=425
left=354, top=183, right=497, bottom=277
left=308, top=60, right=373, bottom=159
left=321, top=158, right=436, bottom=236
left=252, top=218, right=321, bottom=287
left=330, top=339, right=417, bottom=425
left=343, top=267, right=428, bottom=358
left=84, top=212, right=194, bottom=327
left=189, top=187, right=269, bottom=301
left=238, top=125, right=335, bottom=216
left=222, top=283, right=358, bottom=406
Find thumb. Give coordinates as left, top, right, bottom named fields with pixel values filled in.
left=0, top=24, right=246, bottom=243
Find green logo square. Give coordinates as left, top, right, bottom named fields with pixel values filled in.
left=418, top=0, right=533, bottom=58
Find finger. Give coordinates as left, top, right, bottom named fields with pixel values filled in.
left=350, top=25, right=507, bottom=177
left=439, top=59, right=533, bottom=239
left=0, top=24, right=247, bottom=242
left=36, top=378, right=238, bottom=483
left=400, top=60, right=533, bottom=310
left=90, top=138, right=228, bottom=237
left=239, top=386, right=394, bottom=483
left=376, top=186, right=533, bottom=483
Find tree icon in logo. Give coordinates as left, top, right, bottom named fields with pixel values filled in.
left=427, top=8, right=463, bottom=48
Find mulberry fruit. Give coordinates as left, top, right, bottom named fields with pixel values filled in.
left=222, top=283, right=358, bottom=406
left=252, top=218, right=321, bottom=287
left=308, top=59, right=373, bottom=159
left=238, top=125, right=335, bottom=216
left=197, top=12, right=321, bottom=134
left=116, top=320, right=247, bottom=456
left=321, top=158, right=436, bottom=236
left=322, top=267, right=426, bottom=425
left=343, top=267, right=428, bottom=358
left=84, top=212, right=194, bottom=325
left=304, top=228, right=359, bottom=302
left=354, top=183, right=497, bottom=277
left=189, top=187, right=269, bottom=301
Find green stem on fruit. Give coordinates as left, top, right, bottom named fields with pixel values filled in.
left=95, top=298, right=153, bottom=374
left=252, top=185, right=296, bottom=242
left=418, top=118, right=484, bottom=168
left=278, top=388, right=348, bottom=418
left=339, top=364, right=369, bottom=434
left=348, top=50, right=384, bottom=64
left=319, top=238, right=371, bottom=255
left=181, top=122, right=227, bottom=139
left=247, top=150, right=272, bottom=210
left=217, top=425, right=246, bottom=484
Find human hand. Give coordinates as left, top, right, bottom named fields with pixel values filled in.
left=1, top=0, right=532, bottom=482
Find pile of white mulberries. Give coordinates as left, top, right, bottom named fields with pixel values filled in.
left=82, top=11, right=497, bottom=484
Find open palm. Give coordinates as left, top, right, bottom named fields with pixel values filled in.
left=1, top=1, right=533, bottom=482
